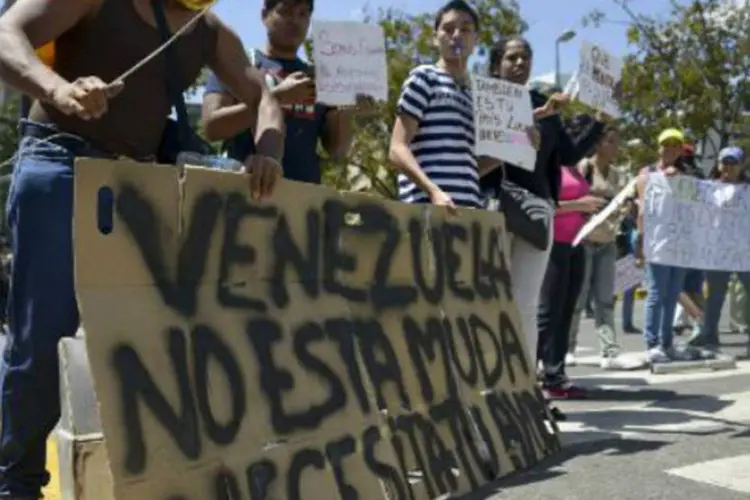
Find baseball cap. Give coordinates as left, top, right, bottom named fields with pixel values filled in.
left=658, top=128, right=685, bottom=145
left=719, top=146, right=745, bottom=163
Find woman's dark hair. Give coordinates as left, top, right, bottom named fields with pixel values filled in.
left=564, top=114, right=594, bottom=139
left=434, top=0, right=480, bottom=30
left=264, top=0, right=314, bottom=12
left=565, top=115, right=619, bottom=158
left=597, top=124, right=619, bottom=143
left=488, top=36, right=533, bottom=76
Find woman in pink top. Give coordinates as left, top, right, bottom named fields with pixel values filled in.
left=537, top=164, right=605, bottom=400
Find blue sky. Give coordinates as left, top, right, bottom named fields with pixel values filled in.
left=212, top=0, right=689, bottom=79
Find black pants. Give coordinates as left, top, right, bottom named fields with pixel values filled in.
left=537, top=241, right=585, bottom=387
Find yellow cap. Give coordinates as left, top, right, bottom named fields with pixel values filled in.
left=658, top=128, right=685, bottom=145
left=174, top=0, right=214, bottom=11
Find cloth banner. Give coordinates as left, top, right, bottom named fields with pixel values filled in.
left=644, top=173, right=750, bottom=271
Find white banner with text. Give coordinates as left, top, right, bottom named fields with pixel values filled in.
left=644, top=173, right=750, bottom=271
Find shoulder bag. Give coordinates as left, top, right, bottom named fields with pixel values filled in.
left=485, top=165, right=553, bottom=252
left=151, top=0, right=214, bottom=164
left=498, top=180, right=553, bottom=251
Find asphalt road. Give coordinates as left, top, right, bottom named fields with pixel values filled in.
left=462, top=301, right=750, bottom=500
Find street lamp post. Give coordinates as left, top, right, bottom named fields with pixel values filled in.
left=555, top=29, right=577, bottom=88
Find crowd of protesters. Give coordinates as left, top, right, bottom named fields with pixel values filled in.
left=0, top=0, right=747, bottom=496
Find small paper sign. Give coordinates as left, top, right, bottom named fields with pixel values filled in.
left=577, top=41, right=622, bottom=118
left=472, top=75, right=535, bottom=171
left=311, top=21, right=388, bottom=106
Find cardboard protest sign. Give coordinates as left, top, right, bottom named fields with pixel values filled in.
left=577, top=41, right=622, bottom=118
left=311, top=21, right=388, bottom=106
left=471, top=75, right=536, bottom=171
left=74, top=159, right=560, bottom=499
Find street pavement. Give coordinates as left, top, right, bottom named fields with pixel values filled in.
left=462, top=301, right=750, bottom=500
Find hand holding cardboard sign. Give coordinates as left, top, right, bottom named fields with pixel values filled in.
left=244, top=155, right=283, bottom=200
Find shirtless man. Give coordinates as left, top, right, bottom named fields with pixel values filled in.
left=0, top=0, right=285, bottom=497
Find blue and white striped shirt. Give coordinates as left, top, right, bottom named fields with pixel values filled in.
left=396, top=64, right=479, bottom=208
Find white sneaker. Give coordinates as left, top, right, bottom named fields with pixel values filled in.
left=647, top=346, right=670, bottom=363
left=600, top=353, right=647, bottom=371
left=565, top=352, right=576, bottom=366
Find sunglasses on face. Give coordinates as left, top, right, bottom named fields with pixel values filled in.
left=721, top=158, right=739, bottom=166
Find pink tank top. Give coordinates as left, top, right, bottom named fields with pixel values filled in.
left=554, top=166, right=590, bottom=243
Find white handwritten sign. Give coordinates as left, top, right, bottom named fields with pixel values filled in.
left=614, top=255, right=643, bottom=295
left=577, top=41, right=622, bottom=118
left=471, top=75, right=535, bottom=171
left=311, top=21, right=388, bottom=106
left=644, top=173, right=750, bottom=271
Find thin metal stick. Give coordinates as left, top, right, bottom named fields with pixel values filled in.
left=108, top=4, right=212, bottom=86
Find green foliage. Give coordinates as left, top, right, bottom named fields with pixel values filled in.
left=585, top=0, right=750, bottom=167
left=318, top=0, right=527, bottom=197
left=186, top=68, right=209, bottom=98
left=0, top=93, right=20, bottom=235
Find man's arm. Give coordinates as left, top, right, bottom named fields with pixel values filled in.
left=208, top=24, right=285, bottom=162
left=389, top=113, right=438, bottom=195
left=388, top=67, right=444, bottom=198
left=201, top=73, right=256, bottom=141
left=0, top=0, right=95, bottom=101
left=320, top=108, right=354, bottom=160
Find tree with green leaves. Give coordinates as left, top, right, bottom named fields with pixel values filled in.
left=0, top=93, right=20, bottom=234
left=316, top=0, right=527, bottom=196
left=585, top=0, right=750, bottom=169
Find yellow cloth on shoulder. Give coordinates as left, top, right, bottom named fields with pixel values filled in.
left=36, top=42, right=55, bottom=66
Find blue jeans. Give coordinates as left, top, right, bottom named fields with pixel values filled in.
left=643, top=263, right=687, bottom=350
left=702, top=271, right=750, bottom=346
left=0, top=121, right=113, bottom=498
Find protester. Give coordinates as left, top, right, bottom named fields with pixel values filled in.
left=202, top=0, right=361, bottom=184
left=388, top=0, right=483, bottom=210
left=636, top=128, right=698, bottom=363
left=567, top=120, right=641, bottom=370
left=672, top=144, right=706, bottom=339
left=619, top=198, right=642, bottom=333
left=0, top=0, right=286, bottom=496
left=537, top=159, right=605, bottom=399
left=690, top=146, right=747, bottom=355
left=482, top=37, right=606, bottom=376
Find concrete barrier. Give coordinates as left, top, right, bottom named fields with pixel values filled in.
left=57, top=335, right=113, bottom=500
